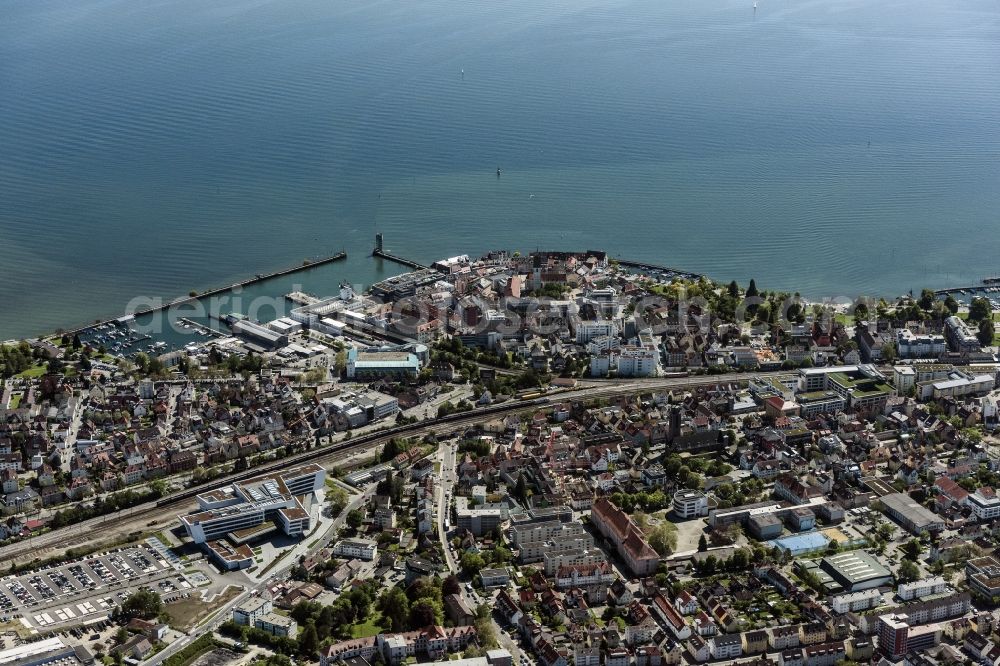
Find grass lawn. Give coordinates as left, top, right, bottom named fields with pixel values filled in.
left=164, top=586, right=241, bottom=632
left=161, top=634, right=221, bottom=666
left=17, top=364, right=47, bottom=378
left=834, top=313, right=853, bottom=326
left=0, top=620, right=35, bottom=640
left=8, top=394, right=21, bottom=409
left=956, top=311, right=1000, bottom=322
left=350, top=610, right=387, bottom=638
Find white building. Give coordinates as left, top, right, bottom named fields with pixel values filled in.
left=575, top=320, right=617, bottom=344
left=929, top=373, right=994, bottom=400
left=138, top=379, right=156, bottom=400
left=946, top=315, right=982, bottom=353
left=968, top=489, right=1000, bottom=521
left=798, top=365, right=862, bottom=392
left=590, top=352, right=613, bottom=377
left=617, top=346, right=658, bottom=377
left=893, top=366, right=916, bottom=395
left=710, top=635, right=742, bottom=660
left=179, top=463, right=323, bottom=544
left=830, top=589, right=882, bottom=614
left=587, top=335, right=621, bottom=354
left=321, top=390, right=399, bottom=431
left=269, top=317, right=303, bottom=335
left=672, top=490, right=709, bottom=519
left=316, top=318, right=347, bottom=337
left=233, top=596, right=273, bottom=626
left=333, top=539, right=378, bottom=561
left=897, top=576, right=947, bottom=601
left=896, top=329, right=946, bottom=359
left=257, top=612, right=298, bottom=638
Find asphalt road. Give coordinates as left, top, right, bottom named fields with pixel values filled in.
left=0, top=371, right=792, bottom=564
left=144, top=486, right=373, bottom=666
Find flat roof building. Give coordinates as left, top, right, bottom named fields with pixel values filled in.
left=346, top=347, right=420, bottom=379
left=205, top=540, right=255, bottom=570
left=232, top=319, right=289, bottom=350
left=820, top=551, right=893, bottom=592
left=879, top=493, right=945, bottom=535
left=179, top=463, right=324, bottom=544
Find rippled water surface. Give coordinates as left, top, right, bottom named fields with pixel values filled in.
left=2, top=0, right=999, bottom=337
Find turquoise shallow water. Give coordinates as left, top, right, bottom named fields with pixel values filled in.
left=2, top=0, right=1000, bottom=338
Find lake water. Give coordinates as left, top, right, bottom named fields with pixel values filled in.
left=3, top=0, right=1000, bottom=339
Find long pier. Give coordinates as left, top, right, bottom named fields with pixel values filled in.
left=616, top=258, right=704, bottom=280
left=178, top=318, right=223, bottom=337
left=64, top=251, right=347, bottom=335
left=935, top=285, right=999, bottom=296
left=372, top=248, right=430, bottom=270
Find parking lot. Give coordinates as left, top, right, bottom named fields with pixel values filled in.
left=0, top=544, right=192, bottom=630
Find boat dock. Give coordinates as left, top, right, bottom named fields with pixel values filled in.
left=178, top=318, right=223, bottom=337
left=617, top=258, right=704, bottom=280
left=935, top=277, right=1000, bottom=297
left=372, top=248, right=429, bottom=270
left=64, top=251, right=347, bottom=335
left=286, top=291, right=321, bottom=306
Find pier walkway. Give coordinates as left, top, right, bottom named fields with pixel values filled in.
left=178, top=318, right=223, bottom=337
left=616, top=258, right=704, bottom=280
left=372, top=248, right=430, bottom=270
left=65, top=251, right=347, bottom=335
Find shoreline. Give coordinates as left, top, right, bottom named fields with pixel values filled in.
left=3, top=251, right=347, bottom=345
left=4, top=245, right=992, bottom=349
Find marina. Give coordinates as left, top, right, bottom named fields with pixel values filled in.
left=177, top=318, right=224, bottom=338
left=615, top=258, right=705, bottom=281
left=934, top=279, right=1000, bottom=310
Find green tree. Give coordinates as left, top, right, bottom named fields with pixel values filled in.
left=697, top=534, right=708, bottom=552
left=298, top=623, right=319, bottom=657
left=346, top=509, right=364, bottom=530
left=970, top=297, right=992, bottom=322
left=882, top=342, right=896, bottom=363
left=442, top=575, right=462, bottom=596
left=408, top=597, right=443, bottom=628
left=647, top=523, right=678, bottom=556
left=897, top=559, right=920, bottom=584
left=515, top=474, right=530, bottom=503
left=461, top=552, right=486, bottom=576
left=901, top=538, right=923, bottom=561
left=853, top=301, right=869, bottom=323
left=328, top=486, right=349, bottom=516
left=944, top=294, right=959, bottom=315
left=118, top=589, right=163, bottom=620
left=978, top=319, right=994, bottom=346
left=729, top=548, right=751, bottom=571
left=378, top=587, right=410, bottom=632
left=918, top=288, right=935, bottom=311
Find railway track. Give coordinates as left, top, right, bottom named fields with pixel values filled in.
left=0, top=372, right=788, bottom=563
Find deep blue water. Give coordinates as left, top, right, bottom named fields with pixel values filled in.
left=2, top=0, right=1000, bottom=338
